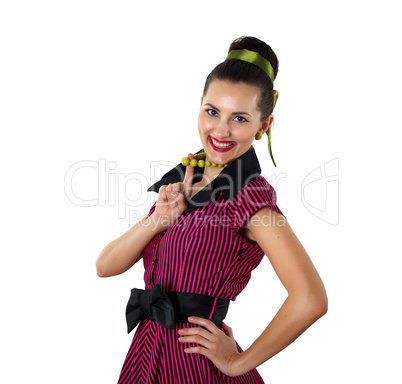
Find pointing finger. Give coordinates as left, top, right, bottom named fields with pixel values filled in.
left=182, top=153, right=194, bottom=199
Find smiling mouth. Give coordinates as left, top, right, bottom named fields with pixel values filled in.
left=209, top=136, right=236, bottom=148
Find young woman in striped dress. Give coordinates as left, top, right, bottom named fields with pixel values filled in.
left=96, top=36, right=328, bottom=383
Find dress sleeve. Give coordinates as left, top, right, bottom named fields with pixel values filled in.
left=227, top=175, right=285, bottom=233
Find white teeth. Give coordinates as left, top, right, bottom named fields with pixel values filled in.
left=211, top=137, right=234, bottom=148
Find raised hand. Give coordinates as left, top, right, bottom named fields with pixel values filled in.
left=152, top=153, right=195, bottom=231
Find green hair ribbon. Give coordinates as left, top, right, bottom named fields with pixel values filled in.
left=225, top=48, right=279, bottom=167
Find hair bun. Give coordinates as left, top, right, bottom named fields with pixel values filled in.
left=228, top=36, right=279, bottom=80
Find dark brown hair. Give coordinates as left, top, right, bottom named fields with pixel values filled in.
left=202, top=36, right=279, bottom=122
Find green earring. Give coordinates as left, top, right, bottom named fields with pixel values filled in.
left=255, top=132, right=262, bottom=140
left=267, top=125, right=277, bottom=167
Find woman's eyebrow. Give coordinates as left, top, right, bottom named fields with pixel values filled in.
left=204, top=103, right=252, bottom=117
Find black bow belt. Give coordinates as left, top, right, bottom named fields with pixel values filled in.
left=125, top=284, right=230, bottom=333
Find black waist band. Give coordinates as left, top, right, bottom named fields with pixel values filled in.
left=125, top=284, right=230, bottom=333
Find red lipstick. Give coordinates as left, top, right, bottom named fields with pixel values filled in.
left=208, top=136, right=237, bottom=153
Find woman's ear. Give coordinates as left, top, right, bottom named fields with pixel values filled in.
left=259, top=114, right=274, bottom=135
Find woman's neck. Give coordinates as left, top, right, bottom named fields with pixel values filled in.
left=198, top=164, right=225, bottom=186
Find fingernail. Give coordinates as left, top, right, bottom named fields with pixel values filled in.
left=188, top=316, right=194, bottom=321
left=171, top=191, right=178, bottom=197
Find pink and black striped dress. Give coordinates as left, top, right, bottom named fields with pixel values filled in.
left=117, top=146, right=285, bottom=384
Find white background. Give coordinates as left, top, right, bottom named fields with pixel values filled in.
left=1, top=1, right=401, bottom=383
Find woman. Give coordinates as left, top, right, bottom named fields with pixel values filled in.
left=96, top=36, right=328, bottom=383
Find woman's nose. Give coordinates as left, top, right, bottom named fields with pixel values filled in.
left=214, top=120, right=230, bottom=138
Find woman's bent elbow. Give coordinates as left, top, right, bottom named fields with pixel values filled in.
left=312, top=292, right=328, bottom=320
left=96, top=260, right=111, bottom=277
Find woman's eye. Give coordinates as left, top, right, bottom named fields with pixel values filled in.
left=234, top=116, right=248, bottom=123
left=206, top=109, right=218, bottom=116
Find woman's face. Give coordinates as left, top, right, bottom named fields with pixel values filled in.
left=198, top=79, right=272, bottom=167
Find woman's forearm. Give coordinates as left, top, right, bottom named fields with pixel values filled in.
left=233, top=291, right=328, bottom=376
left=95, top=213, right=164, bottom=277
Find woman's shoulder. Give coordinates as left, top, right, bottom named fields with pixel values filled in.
left=226, top=174, right=285, bottom=231
left=230, top=174, right=279, bottom=209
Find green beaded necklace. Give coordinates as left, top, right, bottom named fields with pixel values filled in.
left=181, top=151, right=230, bottom=168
